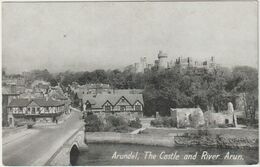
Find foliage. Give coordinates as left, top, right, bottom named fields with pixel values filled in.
left=84, top=114, right=103, bottom=132
left=27, top=121, right=35, bottom=129
left=150, top=119, right=163, bottom=127
left=129, top=118, right=142, bottom=128
left=150, top=117, right=177, bottom=128
left=23, top=65, right=257, bottom=125
left=104, top=115, right=131, bottom=133
left=161, top=117, right=177, bottom=127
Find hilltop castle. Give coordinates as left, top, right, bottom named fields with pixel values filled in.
left=133, top=50, right=218, bottom=73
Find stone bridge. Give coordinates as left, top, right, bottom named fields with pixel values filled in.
left=45, top=126, right=88, bottom=166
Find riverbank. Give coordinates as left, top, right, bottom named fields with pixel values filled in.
left=85, top=128, right=258, bottom=149
left=85, top=132, right=175, bottom=147
left=175, top=134, right=258, bottom=149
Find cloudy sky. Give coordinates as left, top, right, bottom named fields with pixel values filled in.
left=3, top=1, right=258, bottom=74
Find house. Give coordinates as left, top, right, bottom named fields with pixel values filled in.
left=7, top=97, right=65, bottom=127
left=82, top=94, right=144, bottom=119
left=48, top=89, right=71, bottom=114
left=170, top=107, right=205, bottom=128
left=2, top=87, right=21, bottom=126
left=31, top=80, right=50, bottom=94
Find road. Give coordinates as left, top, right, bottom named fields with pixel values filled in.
left=2, top=109, right=84, bottom=166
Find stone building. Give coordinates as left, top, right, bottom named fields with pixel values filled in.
left=204, top=102, right=237, bottom=127
left=170, top=107, right=205, bottom=128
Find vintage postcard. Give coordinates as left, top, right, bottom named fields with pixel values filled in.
left=2, top=0, right=259, bottom=166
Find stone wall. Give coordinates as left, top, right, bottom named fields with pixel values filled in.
left=204, top=112, right=234, bottom=126
left=170, top=108, right=204, bottom=128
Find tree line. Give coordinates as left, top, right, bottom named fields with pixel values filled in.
left=20, top=65, right=258, bottom=123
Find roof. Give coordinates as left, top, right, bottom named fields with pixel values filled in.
left=8, top=99, right=29, bottom=107
left=2, top=87, right=20, bottom=95
left=113, top=89, right=143, bottom=94
left=85, top=84, right=111, bottom=89
left=8, top=98, right=64, bottom=107
left=82, top=93, right=144, bottom=109
left=49, top=90, right=68, bottom=100
left=75, top=89, right=84, bottom=99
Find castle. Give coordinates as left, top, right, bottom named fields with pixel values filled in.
left=133, top=50, right=218, bottom=73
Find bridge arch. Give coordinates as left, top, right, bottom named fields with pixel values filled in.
left=47, top=128, right=88, bottom=166
left=70, top=143, right=80, bottom=165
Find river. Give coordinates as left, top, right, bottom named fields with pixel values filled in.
left=76, top=143, right=258, bottom=165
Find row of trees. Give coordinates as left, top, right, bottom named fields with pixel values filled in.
left=57, top=65, right=257, bottom=120
left=19, top=65, right=258, bottom=123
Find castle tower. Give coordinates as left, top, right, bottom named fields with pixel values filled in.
left=158, top=50, right=168, bottom=70
left=136, top=57, right=147, bottom=73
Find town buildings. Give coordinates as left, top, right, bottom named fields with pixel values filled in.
left=2, top=72, right=71, bottom=127
left=2, top=87, right=21, bottom=126
left=7, top=97, right=66, bottom=127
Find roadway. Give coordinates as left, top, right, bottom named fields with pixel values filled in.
left=2, top=108, right=84, bottom=166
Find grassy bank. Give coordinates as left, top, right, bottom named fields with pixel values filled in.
left=85, top=132, right=175, bottom=147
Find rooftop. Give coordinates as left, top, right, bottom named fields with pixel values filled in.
left=83, top=93, right=144, bottom=109
left=8, top=98, right=65, bottom=107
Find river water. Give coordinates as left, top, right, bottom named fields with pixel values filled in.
left=76, top=143, right=258, bottom=165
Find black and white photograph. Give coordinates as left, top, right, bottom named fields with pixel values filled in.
left=2, top=0, right=259, bottom=166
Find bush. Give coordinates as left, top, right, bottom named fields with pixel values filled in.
left=27, top=121, right=35, bottom=129
left=105, top=115, right=131, bottom=133
left=162, top=117, right=177, bottom=127
left=150, top=117, right=177, bottom=128
left=197, top=127, right=210, bottom=136
left=129, top=118, right=142, bottom=128
left=150, top=119, right=163, bottom=127
left=218, top=124, right=228, bottom=128
left=106, top=115, right=128, bottom=127
left=84, top=114, right=103, bottom=132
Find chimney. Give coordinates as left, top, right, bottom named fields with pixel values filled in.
left=28, top=93, right=31, bottom=101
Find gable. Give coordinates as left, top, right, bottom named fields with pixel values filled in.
left=27, top=100, right=40, bottom=108
left=133, top=100, right=143, bottom=106
left=114, top=96, right=132, bottom=106
left=102, top=100, right=113, bottom=107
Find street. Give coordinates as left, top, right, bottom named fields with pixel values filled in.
left=2, top=109, right=84, bottom=166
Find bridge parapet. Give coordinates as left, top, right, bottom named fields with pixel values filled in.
left=46, top=127, right=88, bottom=166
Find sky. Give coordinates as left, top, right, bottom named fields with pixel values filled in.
left=2, top=1, right=258, bottom=74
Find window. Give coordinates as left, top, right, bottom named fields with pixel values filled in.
left=120, top=106, right=126, bottom=112
left=135, top=105, right=141, bottom=111
left=225, top=119, right=229, bottom=124
left=32, top=108, right=35, bottom=114
left=105, top=106, right=111, bottom=111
